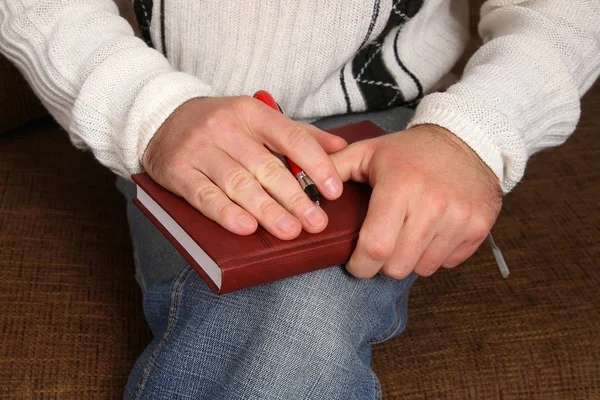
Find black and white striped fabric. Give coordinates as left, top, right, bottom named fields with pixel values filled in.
left=341, top=0, right=424, bottom=112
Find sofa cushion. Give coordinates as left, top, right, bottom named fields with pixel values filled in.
left=0, top=58, right=47, bottom=134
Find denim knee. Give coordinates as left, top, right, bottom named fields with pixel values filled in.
left=126, top=264, right=416, bottom=400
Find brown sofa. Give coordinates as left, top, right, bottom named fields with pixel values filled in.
left=1, top=4, right=599, bottom=399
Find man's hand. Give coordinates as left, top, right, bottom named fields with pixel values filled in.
left=331, top=124, right=502, bottom=279
left=142, top=96, right=347, bottom=240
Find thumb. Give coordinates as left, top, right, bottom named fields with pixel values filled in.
left=329, top=140, right=375, bottom=183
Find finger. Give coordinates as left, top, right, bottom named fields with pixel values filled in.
left=175, top=168, right=258, bottom=236
left=442, top=214, right=491, bottom=267
left=250, top=98, right=348, bottom=154
left=441, top=240, right=472, bottom=268
left=345, top=178, right=407, bottom=279
left=304, top=124, right=348, bottom=154
left=413, top=201, right=471, bottom=276
left=329, top=140, right=376, bottom=183
left=197, top=148, right=304, bottom=240
left=249, top=110, right=344, bottom=200
left=381, top=206, right=439, bottom=280
left=442, top=236, right=486, bottom=268
left=217, top=136, right=329, bottom=233
left=413, top=234, right=461, bottom=277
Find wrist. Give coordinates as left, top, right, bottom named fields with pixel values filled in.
left=135, top=74, right=213, bottom=175
left=409, top=123, right=501, bottom=191
left=142, top=96, right=214, bottom=173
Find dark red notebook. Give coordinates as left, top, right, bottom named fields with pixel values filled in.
left=132, top=121, right=385, bottom=294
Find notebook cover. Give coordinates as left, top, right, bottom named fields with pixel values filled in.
left=132, top=120, right=385, bottom=294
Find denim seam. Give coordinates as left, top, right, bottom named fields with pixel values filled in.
left=373, top=372, right=383, bottom=400
left=365, top=291, right=407, bottom=345
left=133, top=265, right=194, bottom=399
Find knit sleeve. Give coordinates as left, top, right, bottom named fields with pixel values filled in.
left=0, top=0, right=213, bottom=177
left=407, top=0, right=600, bottom=192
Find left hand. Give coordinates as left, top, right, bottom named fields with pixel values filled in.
left=330, top=124, right=502, bottom=279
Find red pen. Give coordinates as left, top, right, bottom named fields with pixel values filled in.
left=253, top=90, right=321, bottom=206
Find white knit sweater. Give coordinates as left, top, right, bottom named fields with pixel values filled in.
left=1, top=0, right=599, bottom=192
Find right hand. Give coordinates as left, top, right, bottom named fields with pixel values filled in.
left=142, top=96, right=347, bottom=240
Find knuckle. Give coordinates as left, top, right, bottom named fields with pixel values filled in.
left=451, top=202, right=472, bottom=224
left=284, top=125, right=310, bottom=150
left=226, top=171, right=256, bottom=194
left=413, top=230, right=430, bottom=246
left=214, top=202, right=230, bottom=220
left=257, top=159, right=287, bottom=183
left=231, top=95, right=256, bottom=113
left=471, top=218, right=491, bottom=243
left=362, top=137, right=379, bottom=154
left=235, top=94, right=253, bottom=103
left=427, top=192, right=448, bottom=217
left=362, top=237, right=394, bottom=262
left=383, top=266, right=411, bottom=281
left=205, top=109, right=235, bottom=132
left=214, top=202, right=237, bottom=222
left=287, top=190, right=309, bottom=210
left=401, top=173, right=426, bottom=192
left=194, top=185, right=221, bottom=207
left=255, top=197, right=279, bottom=217
left=312, top=159, right=332, bottom=178
left=236, top=94, right=255, bottom=107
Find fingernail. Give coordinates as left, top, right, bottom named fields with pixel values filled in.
left=237, top=215, right=255, bottom=229
left=304, top=206, right=325, bottom=228
left=324, top=177, right=342, bottom=197
left=276, top=214, right=297, bottom=233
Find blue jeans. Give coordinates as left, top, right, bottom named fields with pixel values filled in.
left=119, top=107, right=417, bottom=400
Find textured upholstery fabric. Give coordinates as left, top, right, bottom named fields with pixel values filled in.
left=0, top=58, right=46, bottom=134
